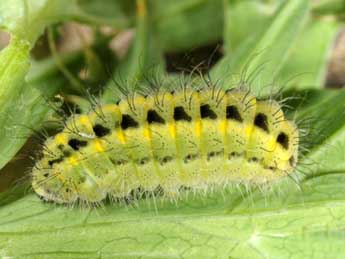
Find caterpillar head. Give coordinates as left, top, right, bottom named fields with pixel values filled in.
left=31, top=133, right=78, bottom=203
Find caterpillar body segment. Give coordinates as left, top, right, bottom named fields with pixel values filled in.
left=32, top=87, right=299, bottom=204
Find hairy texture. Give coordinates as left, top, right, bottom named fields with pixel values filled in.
left=32, top=86, right=299, bottom=204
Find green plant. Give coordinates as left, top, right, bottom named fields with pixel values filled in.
left=0, top=0, right=344, bottom=258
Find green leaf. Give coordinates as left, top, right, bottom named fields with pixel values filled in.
left=223, top=0, right=281, bottom=53
left=277, top=18, right=340, bottom=89
left=0, top=89, right=344, bottom=258
left=295, top=89, right=345, bottom=175
left=153, top=0, right=223, bottom=52
left=0, top=46, right=85, bottom=170
left=72, top=0, right=135, bottom=28
left=212, top=0, right=309, bottom=96
left=0, top=37, right=31, bottom=169
left=312, top=0, right=345, bottom=15
left=0, top=0, right=79, bottom=44
left=0, top=0, right=91, bottom=170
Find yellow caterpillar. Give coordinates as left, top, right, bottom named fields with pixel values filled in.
left=32, top=86, right=298, bottom=204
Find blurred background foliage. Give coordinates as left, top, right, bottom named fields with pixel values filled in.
left=1, top=0, right=345, bottom=257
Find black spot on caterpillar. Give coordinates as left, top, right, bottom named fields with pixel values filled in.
left=68, top=139, right=88, bottom=151
left=226, top=105, right=242, bottom=122
left=173, top=106, right=192, bottom=122
left=93, top=124, right=111, bottom=137
left=147, top=110, right=165, bottom=124
left=200, top=104, right=217, bottom=119
left=121, top=114, right=139, bottom=129
left=254, top=113, right=269, bottom=132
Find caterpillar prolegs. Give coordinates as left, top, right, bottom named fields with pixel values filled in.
left=32, top=86, right=298, bottom=204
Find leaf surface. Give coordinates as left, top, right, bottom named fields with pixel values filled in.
left=212, top=0, right=309, bottom=96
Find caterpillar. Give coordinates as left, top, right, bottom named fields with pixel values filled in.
left=31, top=83, right=299, bottom=204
